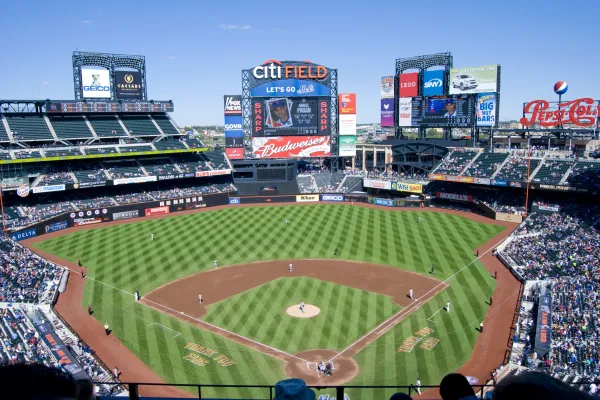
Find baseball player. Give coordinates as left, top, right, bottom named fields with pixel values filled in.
left=480, top=321, right=484, bottom=332
left=285, top=218, right=289, bottom=225
left=430, top=265, right=435, bottom=275
left=198, top=294, right=203, bottom=304
left=409, top=288, right=414, bottom=300
left=446, top=300, right=451, bottom=313
left=415, top=378, right=422, bottom=395
left=104, top=323, right=110, bottom=336
left=334, top=247, right=338, bottom=256
left=213, top=259, right=218, bottom=268
left=418, top=217, right=422, bottom=223
left=150, top=233, right=154, bottom=241
left=299, top=301, right=305, bottom=313
left=289, top=264, right=293, bottom=272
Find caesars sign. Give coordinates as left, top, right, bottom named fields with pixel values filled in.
left=520, top=98, right=599, bottom=128
left=115, top=71, right=142, bottom=99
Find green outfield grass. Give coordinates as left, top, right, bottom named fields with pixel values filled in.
left=33, top=205, right=504, bottom=395
left=204, top=277, right=401, bottom=353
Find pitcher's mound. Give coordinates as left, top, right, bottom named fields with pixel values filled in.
left=286, top=304, right=320, bottom=318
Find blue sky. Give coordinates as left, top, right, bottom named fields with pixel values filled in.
left=0, top=0, right=597, bottom=126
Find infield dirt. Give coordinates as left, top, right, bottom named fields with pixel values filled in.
left=24, top=203, right=520, bottom=398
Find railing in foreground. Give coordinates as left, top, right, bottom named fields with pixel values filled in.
left=96, top=382, right=496, bottom=400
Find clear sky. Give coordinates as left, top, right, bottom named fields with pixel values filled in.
left=0, top=0, right=597, bottom=126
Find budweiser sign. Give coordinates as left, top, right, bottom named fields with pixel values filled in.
left=520, top=97, right=599, bottom=127
left=252, top=136, right=331, bottom=159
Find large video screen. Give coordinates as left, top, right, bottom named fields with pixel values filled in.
left=400, top=95, right=473, bottom=127
left=252, top=97, right=330, bottom=137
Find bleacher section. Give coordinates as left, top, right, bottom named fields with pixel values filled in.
left=532, top=159, right=572, bottom=184
left=153, top=139, right=187, bottom=150
left=204, top=152, right=228, bottom=169
left=83, top=146, right=118, bottom=155
left=186, top=138, right=206, bottom=148
left=463, top=152, right=508, bottom=178
left=0, top=152, right=12, bottom=160
left=152, top=114, right=179, bottom=135
left=138, top=158, right=180, bottom=176
left=48, top=115, right=93, bottom=139
left=70, top=162, right=107, bottom=186
left=340, top=176, right=363, bottom=192
left=495, top=156, right=541, bottom=181
left=104, top=160, right=145, bottom=179
left=14, top=150, right=42, bottom=159
left=43, top=148, right=82, bottom=157
left=119, top=145, right=154, bottom=153
left=37, top=165, right=75, bottom=185
left=86, top=115, right=126, bottom=137
left=119, top=115, right=162, bottom=136
left=0, top=118, right=10, bottom=141
left=5, top=115, right=53, bottom=141
left=434, top=150, right=478, bottom=175
left=567, top=160, right=600, bottom=188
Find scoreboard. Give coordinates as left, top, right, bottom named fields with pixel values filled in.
left=46, top=100, right=174, bottom=113
left=401, top=95, right=473, bottom=128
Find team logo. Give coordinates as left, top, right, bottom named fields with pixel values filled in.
left=424, top=78, right=443, bottom=89
left=17, top=186, right=30, bottom=198
left=381, top=77, right=394, bottom=95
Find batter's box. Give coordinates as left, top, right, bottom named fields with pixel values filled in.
left=419, top=337, right=440, bottom=350
left=414, top=327, right=434, bottom=337
left=397, top=336, right=421, bottom=353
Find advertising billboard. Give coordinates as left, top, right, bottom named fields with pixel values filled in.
left=224, top=115, right=243, bottom=132
left=449, top=64, right=499, bottom=94
left=113, top=210, right=140, bottom=221
left=400, top=96, right=473, bottom=128
left=338, top=135, right=356, bottom=157
left=381, top=76, right=395, bottom=98
left=520, top=98, right=599, bottom=128
left=423, top=70, right=445, bottom=96
left=321, top=194, right=344, bottom=202
left=81, top=68, right=111, bottom=99
left=252, top=97, right=329, bottom=136
left=339, top=114, right=357, bottom=135
left=296, top=195, right=319, bottom=202
left=363, top=179, right=391, bottom=190
left=381, top=98, right=395, bottom=127
left=225, top=136, right=244, bottom=148
left=145, top=206, right=170, bottom=216
left=252, top=136, right=330, bottom=159
left=225, top=148, right=244, bottom=159
left=398, top=73, right=418, bottom=97
left=391, top=182, right=422, bottom=194
left=9, top=228, right=37, bottom=241
left=33, top=184, right=66, bottom=194
left=44, top=220, right=68, bottom=233
left=115, top=71, right=142, bottom=99
left=398, top=97, right=413, bottom=126
left=339, top=93, right=356, bottom=114
left=476, top=93, right=497, bottom=127
left=247, top=60, right=331, bottom=91
left=223, top=95, right=242, bottom=116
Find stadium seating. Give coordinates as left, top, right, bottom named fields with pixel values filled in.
left=495, top=156, right=541, bottom=181
left=152, top=114, right=180, bottom=136
left=83, top=146, right=118, bottom=155
left=567, top=160, right=600, bottom=188
left=48, top=116, right=94, bottom=140
left=43, top=148, right=83, bottom=157
left=297, top=175, right=316, bottom=193
left=37, top=165, right=75, bottom=185
left=153, top=139, right=187, bottom=150
left=186, top=138, right=206, bottom=148
left=86, top=115, right=126, bottom=137
left=138, top=158, right=180, bottom=176
left=0, top=152, right=12, bottom=160
left=14, top=150, right=42, bottom=159
left=5, top=115, right=54, bottom=141
left=71, top=196, right=116, bottom=209
left=463, top=152, right=508, bottom=178
left=531, top=159, right=572, bottom=184
left=103, top=160, right=146, bottom=179
left=118, top=145, right=154, bottom=153
left=203, top=152, right=229, bottom=169
left=119, top=115, right=162, bottom=136
left=434, top=150, right=478, bottom=175
left=70, top=161, right=108, bottom=185
left=340, top=176, right=363, bottom=192
left=0, top=118, right=10, bottom=141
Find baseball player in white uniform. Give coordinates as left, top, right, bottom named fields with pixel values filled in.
left=198, top=294, right=203, bottom=304
left=299, top=301, right=305, bottom=313
left=418, top=217, right=422, bottom=223
left=447, top=300, right=451, bottom=313
left=213, top=259, right=218, bottom=268
left=285, top=218, right=289, bottom=225
left=409, top=288, right=414, bottom=300
left=289, top=264, right=293, bottom=272
left=150, top=233, right=154, bottom=240
left=415, top=378, right=422, bottom=395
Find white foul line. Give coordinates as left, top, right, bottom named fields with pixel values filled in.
left=147, top=322, right=181, bottom=337
left=427, top=307, right=444, bottom=321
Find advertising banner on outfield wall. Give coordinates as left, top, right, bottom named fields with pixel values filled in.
left=9, top=228, right=37, bottom=241
left=112, top=210, right=140, bottom=221
left=398, top=73, right=419, bottom=97
left=44, top=221, right=68, bottom=234
left=229, top=197, right=241, bottom=204
left=338, top=135, right=357, bottom=157
left=296, top=194, right=319, bottom=202
left=145, top=206, right=170, bottom=216
left=363, top=179, right=392, bottom=190
left=339, top=114, right=357, bottom=135
left=339, top=93, right=357, bottom=114
left=391, top=181, right=422, bottom=194
left=371, top=197, right=395, bottom=207
left=252, top=136, right=331, bottom=159
left=381, top=76, right=395, bottom=98
left=398, top=97, right=412, bottom=127
left=321, top=194, right=344, bottom=202
left=435, top=192, right=472, bottom=202
left=381, top=98, right=395, bottom=127
left=73, top=218, right=103, bottom=227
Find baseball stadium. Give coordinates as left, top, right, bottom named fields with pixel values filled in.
left=0, top=46, right=599, bottom=400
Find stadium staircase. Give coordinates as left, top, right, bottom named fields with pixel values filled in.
left=559, top=163, right=574, bottom=184
left=490, top=154, right=512, bottom=179
left=116, top=117, right=133, bottom=137
left=149, top=116, right=166, bottom=136
left=459, top=151, right=482, bottom=175
left=43, top=115, right=59, bottom=141
left=82, top=116, right=99, bottom=139
left=527, top=155, right=547, bottom=181
left=0, top=116, right=14, bottom=142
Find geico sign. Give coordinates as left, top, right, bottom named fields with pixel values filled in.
left=83, top=85, right=110, bottom=92
left=253, top=60, right=327, bottom=80
left=225, top=123, right=242, bottom=130
left=424, top=78, right=443, bottom=89
left=322, top=195, right=344, bottom=201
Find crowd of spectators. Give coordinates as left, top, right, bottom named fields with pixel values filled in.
left=434, top=149, right=478, bottom=175
left=0, top=307, right=54, bottom=366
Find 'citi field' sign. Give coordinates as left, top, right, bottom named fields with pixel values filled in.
left=252, top=60, right=328, bottom=80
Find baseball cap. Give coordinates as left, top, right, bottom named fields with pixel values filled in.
left=446, top=98, right=455, bottom=104
left=273, top=379, right=315, bottom=400
left=271, top=99, right=287, bottom=108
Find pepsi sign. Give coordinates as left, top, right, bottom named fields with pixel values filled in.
left=423, top=70, right=445, bottom=96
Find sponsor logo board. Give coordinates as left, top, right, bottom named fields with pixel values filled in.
left=436, top=192, right=472, bottom=202
left=81, top=68, right=111, bottom=99
left=45, top=221, right=68, bottom=233
left=520, top=97, right=599, bottom=128
left=224, top=115, right=243, bottom=131
left=145, top=206, right=170, bottom=216
left=339, top=114, right=357, bottom=135
left=33, top=184, right=66, bottom=194
left=115, top=71, right=142, bottom=99
left=321, top=195, right=344, bottom=202
left=195, top=169, right=232, bottom=178
left=423, top=70, right=445, bottom=96
left=374, top=198, right=394, bottom=207
left=449, top=64, right=498, bottom=94
left=158, top=174, right=184, bottom=181
left=225, top=148, right=245, bottom=159
left=381, top=98, right=394, bottom=127
left=338, top=135, right=356, bottom=157
left=17, top=186, right=30, bottom=197
left=398, top=97, right=412, bottom=126
left=251, top=60, right=328, bottom=80
left=476, top=93, right=497, bottom=127
left=296, top=195, right=319, bottom=202
left=73, top=218, right=102, bottom=227
left=223, top=95, right=242, bottom=116
left=490, top=179, right=508, bottom=187
left=339, top=93, right=356, bottom=114
left=391, top=182, right=422, bottom=194
left=113, top=176, right=157, bottom=185
left=229, top=197, right=240, bottom=204
left=252, top=136, right=330, bottom=159
left=398, top=73, right=418, bottom=97
left=9, top=228, right=37, bottom=241
left=475, top=177, right=491, bottom=185
left=112, top=210, right=140, bottom=221
left=381, top=76, right=395, bottom=98
left=363, top=179, right=391, bottom=190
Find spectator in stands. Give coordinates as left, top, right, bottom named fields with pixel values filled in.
left=492, top=371, right=594, bottom=400
left=439, top=373, right=477, bottom=400
left=0, top=363, right=79, bottom=399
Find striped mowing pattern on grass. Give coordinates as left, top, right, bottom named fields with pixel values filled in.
left=204, top=277, right=401, bottom=353
left=33, top=205, right=504, bottom=394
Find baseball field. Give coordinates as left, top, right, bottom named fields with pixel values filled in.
left=28, top=204, right=518, bottom=399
